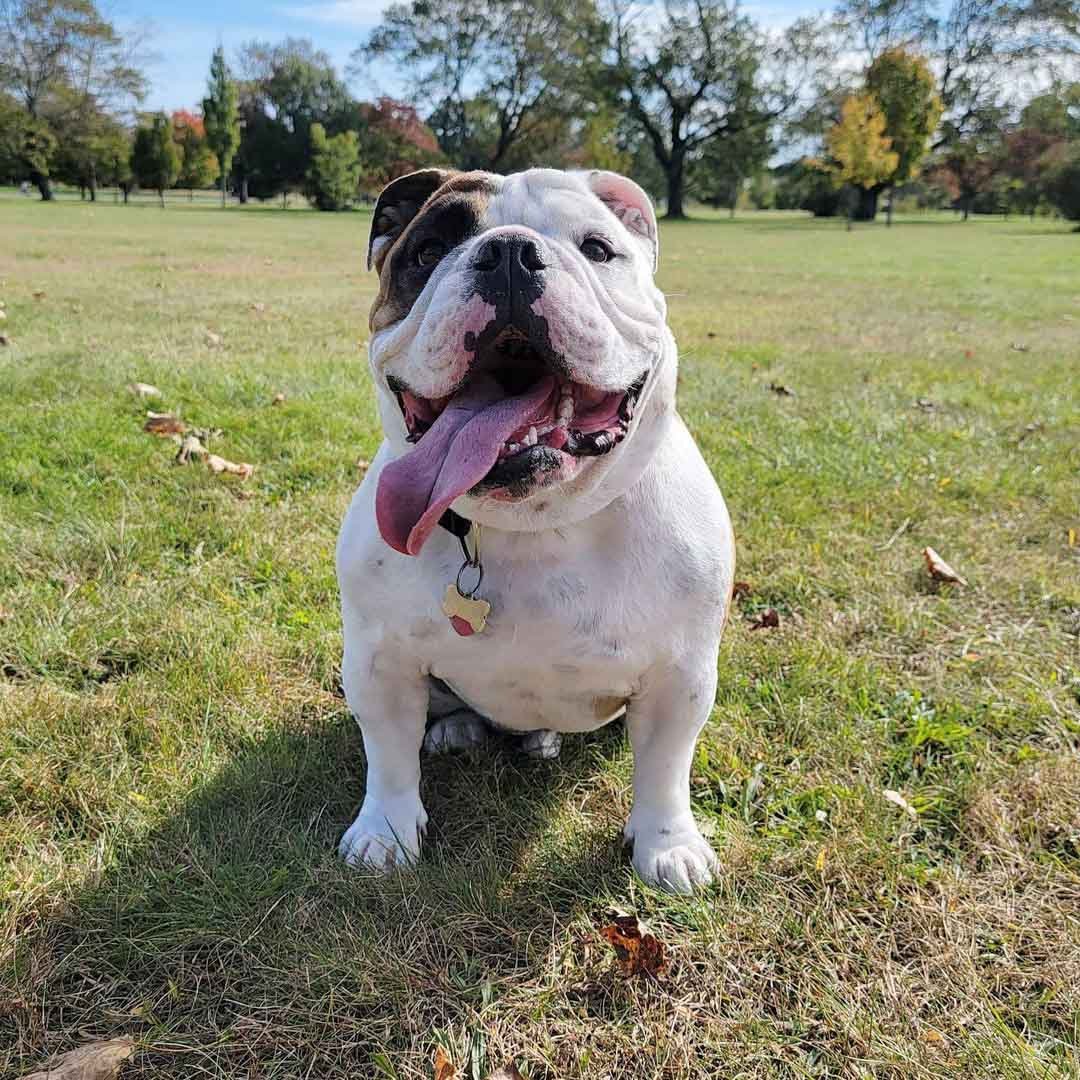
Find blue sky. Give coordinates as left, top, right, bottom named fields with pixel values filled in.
left=120, top=0, right=821, bottom=114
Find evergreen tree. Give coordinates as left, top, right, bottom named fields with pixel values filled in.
left=202, top=46, right=240, bottom=206
left=304, top=123, right=361, bottom=210
left=132, top=112, right=180, bottom=207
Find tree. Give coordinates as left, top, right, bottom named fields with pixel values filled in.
left=132, top=112, right=180, bottom=207
left=824, top=91, right=899, bottom=224
left=304, top=122, right=361, bottom=210
left=0, top=0, right=145, bottom=198
left=1002, top=127, right=1063, bottom=216
left=837, top=0, right=1080, bottom=148
left=355, top=97, right=445, bottom=193
left=173, top=110, right=218, bottom=195
left=608, top=0, right=824, bottom=218
left=1043, top=143, right=1080, bottom=222
left=928, top=137, right=1001, bottom=219
left=864, top=47, right=942, bottom=222
left=357, top=0, right=607, bottom=170
left=202, top=46, right=240, bottom=206
left=693, top=123, right=771, bottom=216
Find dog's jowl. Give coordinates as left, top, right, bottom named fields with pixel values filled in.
left=336, top=168, right=735, bottom=893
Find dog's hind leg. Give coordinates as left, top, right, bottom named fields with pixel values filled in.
left=423, top=677, right=492, bottom=754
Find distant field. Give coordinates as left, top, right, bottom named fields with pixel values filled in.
left=1, top=195, right=1078, bottom=1079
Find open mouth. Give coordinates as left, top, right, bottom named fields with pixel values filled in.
left=389, top=331, right=647, bottom=465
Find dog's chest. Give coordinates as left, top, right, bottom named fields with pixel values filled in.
left=410, top=539, right=651, bottom=733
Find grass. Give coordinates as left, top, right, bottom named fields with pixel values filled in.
left=1, top=193, right=1078, bottom=1079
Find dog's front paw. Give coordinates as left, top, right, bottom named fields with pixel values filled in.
left=339, top=798, right=427, bottom=872
left=625, top=816, right=718, bottom=894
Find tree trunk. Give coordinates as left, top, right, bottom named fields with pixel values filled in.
left=240, top=177, right=249, bottom=204
left=159, top=187, right=165, bottom=209
left=665, top=158, right=686, bottom=220
left=854, top=185, right=880, bottom=221
left=189, top=188, right=194, bottom=201
left=31, top=171, right=53, bottom=200
left=122, top=184, right=129, bottom=205
left=962, top=196, right=971, bottom=221
left=89, top=170, right=97, bottom=202
left=79, top=184, right=86, bottom=200
left=886, top=186, right=893, bottom=227
left=220, top=171, right=226, bottom=207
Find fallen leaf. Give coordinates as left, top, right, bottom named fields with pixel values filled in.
left=143, top=415, right=187, bottom=437
left=0, top=607, right=11, bottom=623
left=749, top=608, right=780, bottom=630
left=18, top=1037, right=134, bottom=1080
left=271, top=392, right=286, bottom=406
left=922, top=1028, right=947, bottom=1046
left=433, top=1046, right=456, bottom=1080
left=706, top=330, right=717, bottom=338
left=487, top=1067, right=527, bottom=1080
left=250, top=302, right=267, bottom=314
left=32, top=290, right=46, bottom=301
left=128, top=382, right=160, bottom=398
left=206, top=453, right=254, bottom=479
left=356, top=456, right=370, bottom=472
left=175, top=434, right=208, bottom=465
left=0, top=334, right=9, bottom=347
left=768, top=382, right=795, bottom=397
left=963, top=349, right=974, bottom=359
left=205, top=330, right=222, bottom=347
left=883, top=788, right=918, bottom=819
left=815, top=847, right=827, bottom=872
left=598, top=911, right=668, bottom=978
left=1010, top=342, right=1029, bottom=352
left=923, top=547, right=968, bottom=587
left=1069, top=528, right=1076, bottom=548
left=731, top=581, right=752, bottom=601
left=915, top=398, right=936, bottom=411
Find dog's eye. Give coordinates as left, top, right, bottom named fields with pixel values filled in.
left=580, top=237, right=615, bottom=263
left=416, top=239, right=447, bottom=268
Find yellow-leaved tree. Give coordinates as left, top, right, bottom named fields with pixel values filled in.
left=824, top=92, right=899, bottom=225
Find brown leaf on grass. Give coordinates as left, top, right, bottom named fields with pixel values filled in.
left=356, top=456, right=370, bottom=473
left=0, top=334, right=9, bottom=347
left=143, top=415, right=187, bottom=437
left=883, top=788, right=918, bottom=819
left=914, top=397, right=936, bottom=411
left=598, top=911, right=668, bottom=978
left=749, top=608, right=780, bottom=630
left=433, top=1046, right=456, bottom=1080
left=0, top=607, right=12, bottom=623
left=18, top=1037, right=135, bottom=1080
left=32, top=290, right=46, bottom=301
left=206, top=453, right=254, bottom=480
left=922, top=547, right=968, bottom=587
left=271, top=392, right=286, bottom=406
left=487, top=1067, right=527, bottom=1080
left=250, top=302, right=267, bottom=314
left=732, top=581, right=752, bottom=601
left=768, top=382, right=795, bottom=397
left=0, top=309, right=7, bottom=320
left=128, top=382, right=160, bottom=399
left=205, top=330, right=223, bottom=347
left=1010, top=342, right=1029, bottom=353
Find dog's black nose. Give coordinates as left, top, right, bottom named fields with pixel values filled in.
left=474, top=233, right=546, bottom=301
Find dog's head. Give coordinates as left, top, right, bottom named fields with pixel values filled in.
left=367, top=167, right=676, bottom=555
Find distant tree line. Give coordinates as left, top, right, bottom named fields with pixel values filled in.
left=1, top=0, right=1078, bottom=223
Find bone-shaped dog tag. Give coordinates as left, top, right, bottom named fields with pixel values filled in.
left=442, top=584, right=490, bottom=636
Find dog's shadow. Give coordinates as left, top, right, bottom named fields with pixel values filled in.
left=11, top=710, right=636, bottom=1072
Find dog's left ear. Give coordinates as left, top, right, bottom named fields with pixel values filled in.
left=588, top=171, right=659, bottom=272
left=368, top=168, right=456, bottom=273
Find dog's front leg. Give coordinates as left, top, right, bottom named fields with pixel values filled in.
left=624, top=664, right=720, bottom=893
left=338, top=631, right=428, bottom=872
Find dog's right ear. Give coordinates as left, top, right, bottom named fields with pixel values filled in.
left=367, top=169, right=456, bottom=273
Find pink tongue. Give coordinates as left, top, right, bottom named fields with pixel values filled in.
left=376, top=374, right=557, bottom=555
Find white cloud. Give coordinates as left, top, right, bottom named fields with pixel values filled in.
left=277, top=0, right=390, bottom=27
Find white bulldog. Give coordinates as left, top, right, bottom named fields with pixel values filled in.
left=336, top=168, right=735, bottom=892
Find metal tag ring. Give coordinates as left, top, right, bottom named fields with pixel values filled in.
left=455, top=559, right=484, bottom=598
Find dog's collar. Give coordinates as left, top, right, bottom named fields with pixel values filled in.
left=438, top=508, right=472, bottom=539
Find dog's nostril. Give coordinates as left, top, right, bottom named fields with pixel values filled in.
left=518, top=239, right=545, bottom=272
left=475, top=239, right=504, bottom=272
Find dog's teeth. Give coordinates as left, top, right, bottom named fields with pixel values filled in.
left=526, top=426, right=537, bottom=446
left=536, top=422, right=554, bottom=437
left=507, top=442, right=519, bottom=453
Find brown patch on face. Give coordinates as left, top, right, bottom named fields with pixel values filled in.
left=368, top=171, right=498, bottom=333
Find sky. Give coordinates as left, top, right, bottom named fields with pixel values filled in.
left=119, top=0, right=823, bottom=114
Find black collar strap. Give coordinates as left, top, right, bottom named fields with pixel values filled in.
left=438, top=508, right=471, bottom=539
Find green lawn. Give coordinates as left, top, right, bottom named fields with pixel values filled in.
left=1, top=195, right=1078, bottom=1079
